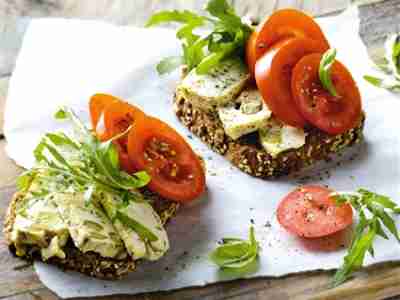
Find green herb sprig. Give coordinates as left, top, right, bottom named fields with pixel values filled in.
left=17, top=107, right=152, bottom=232
left=210, top=226, right=259, bottom=271
left=319, top=48, right=339, bottom=97
left=146, top=0, right=253, bottom=75
left=364, top=33, right=400, bottom=91
left=331, top=189, right=400, bottom=287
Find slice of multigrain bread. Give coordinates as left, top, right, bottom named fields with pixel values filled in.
left=4, top=190, right=179, bottom=279
left=173, top=92, right=364, bottom=178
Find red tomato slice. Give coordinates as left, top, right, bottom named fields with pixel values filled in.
left=89, top=93, right=120, bottom=131
left=277, top=185, right=353, bottom=238
left=127, top=116, right=205, bottom=203
left=291, top=53, right=362, bottom=135
left=101, top=100, right=147, bottom=173
left=254, top=9, right=329, bottom=61
left=255, top=37, right=328, bottom=128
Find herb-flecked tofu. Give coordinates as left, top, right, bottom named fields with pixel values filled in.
left=177, top=58, right=250, bottom=112
left=259, top=118, right=306, bottom=157
left=99, top=192, right=169, bottom=261
left=218, top=88, right=272, bottom=140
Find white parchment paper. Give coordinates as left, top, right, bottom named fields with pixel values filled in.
left=4, top=6, right=400, bottom=299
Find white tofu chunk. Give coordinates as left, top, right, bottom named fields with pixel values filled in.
left=218, top=88, right=272, bottom=140
left=177, top=58, right=250, bottom=111
left=259, top=118, right=306, bottom=157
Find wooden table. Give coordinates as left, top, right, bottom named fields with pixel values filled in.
left=0, top=0, right=400, bottom=299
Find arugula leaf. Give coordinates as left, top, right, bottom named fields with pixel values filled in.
left=331, top=189, right=400, bottom=287
left=363, top=75, right=400, bottom=91
left=17, top=170, right=36, bottom=191
left=147, top=0, right=252, bottom=75
left=319, top=48, right=339, bottom=97
left=24, top=106, right=151, bottom=203
left=210, top=227, right=259, bottom=271
left=364, top=33, right=400, bottom=92
left=54, top=108, right=68, bottom=120
left=146, top=10, right=206, bottom=27
left=115, top=210, right=159, bottom=242
left=391, top=34, right=400, bottom=76
left=156, top=56, right=184, bottom=75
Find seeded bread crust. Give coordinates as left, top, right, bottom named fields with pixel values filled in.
left=174, top=93, right=364, bottom=178
left=4, top=190, right=179, bottom=279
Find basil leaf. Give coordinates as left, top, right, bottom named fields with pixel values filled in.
left=210, top=227, right=259, bottom=271
left=156, top=56, right=184, bottom=75
left=319, top=48, right=339, bottom=97
left=115, top=211, right=158, bottom=242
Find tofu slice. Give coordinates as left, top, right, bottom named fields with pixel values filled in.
left=259, top=118, right=306, bottom=157
left=99, top=192, right=169, bottom=261
left=218, top=88, right=272, bottom=140
left=177, top=58, right=250, bottom=112
left=54, top=192, right=127, bottom=259
left=11, top=194, right=69, bottom=258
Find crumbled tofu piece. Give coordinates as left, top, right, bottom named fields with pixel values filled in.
left=177, top=58, right=250, bottom=111
left=218, top=88, right=272, bottom=140
left=259, top=118, right=306, bottom=157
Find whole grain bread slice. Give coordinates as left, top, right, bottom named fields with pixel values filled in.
left=4, top=190, right=179, bottom=279
left=174, top=93, right=364, bottom=178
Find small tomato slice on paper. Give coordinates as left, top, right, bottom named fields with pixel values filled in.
left=255, top=37, right=328, bottom=128
left=277, top=185, right=353, bottom=238
left=291, top=53, right=362, bottom=135
left=127, top=116, right=205, bottom=203
left=254, top=9, right=329, bottom=61
left=89, top=93, right=120, bottom=131
left=102, top=100, right=147, bottom=173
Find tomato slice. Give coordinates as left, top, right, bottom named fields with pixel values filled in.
left=127, top=116, right=205, bottom=203
left=277, top=185, right=353, bottom=238
left=255, top=37, right=328, bottom=128
left=291, top=53, right=362, bottom=135
left=89, top=93, right=120, bottom=131
left=254, top=9, right=329, bottom=61
left=101, top=100, right=147, bottom=173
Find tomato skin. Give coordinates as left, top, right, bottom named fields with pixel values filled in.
left=103, top=101, right=146, bottom=140
left=98, top=99, right=147, bottom=174
left=255, top=9, right=329, bottom=61
left=255, top=37, right=328, bottom=128
left=127, top=116, right=205, bottom=203
left=245, top=30, right=258, bottom=78
left=291, top=53, right=362, bottom=135
left=277, top=185, right=353, bottom=238
left=89, top=94, right=120, bottom=131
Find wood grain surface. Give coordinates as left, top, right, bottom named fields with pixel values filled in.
left=0, top=0, right=399, bottom=299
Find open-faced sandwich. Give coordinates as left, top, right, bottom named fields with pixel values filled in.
left=148, top=1, right=364, bottom=178
left=4, top=94, right=206, bottom=279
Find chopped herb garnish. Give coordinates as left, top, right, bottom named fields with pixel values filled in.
left=331, top=189, right=400, bottom=287
left=146, top=0, right=253, bottom=75
left=18, top=106, right=151, bottom=225
left=319, top=48, right=339, bottom=97
left=210, top=226, right=259, bottom=271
